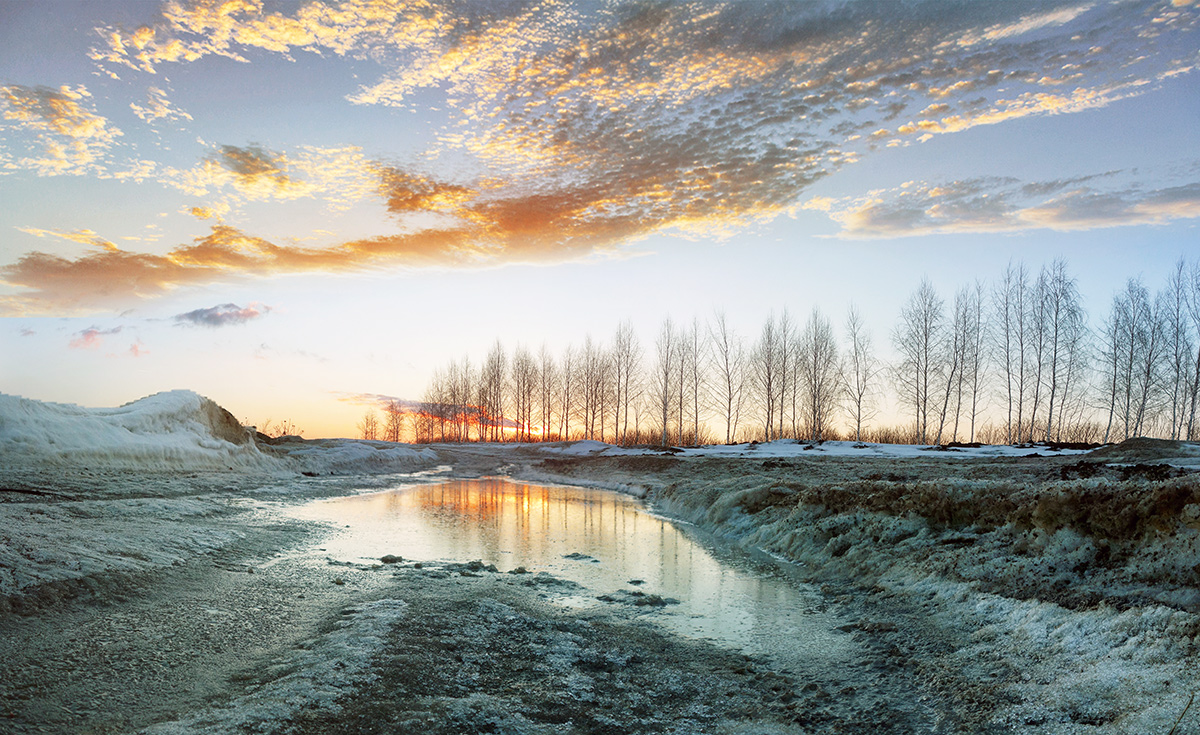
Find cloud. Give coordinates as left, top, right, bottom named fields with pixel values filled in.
left=162, top=144, right=375, bottom=209
left=69, top=325, right=122, bottom=350
left=20, top=328, right=36, bottom=337
left=174, top=301, right=271, bottom=327
left=5, top=0, right=1195, bottom=312
left=0, top=84, right=122, bottom=175
left=335, top=392, right=421, bottom=411
left=806, top=176, right=1200, bottom=238
left=129, top=340, right=149, bottom=357
left=129, top=86, right=193, bottom=123
left=17, top=226, right=121, bottom=252
left=0, top=220, right=475, bottom=314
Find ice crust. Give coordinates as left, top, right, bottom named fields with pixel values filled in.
left=142, top=598, right=408, bottom=735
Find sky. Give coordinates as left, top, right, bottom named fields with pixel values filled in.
left=1, top=0, right=1198, bottom=438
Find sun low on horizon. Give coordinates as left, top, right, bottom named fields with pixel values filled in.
left=2, top=0, right=1199, bottom=439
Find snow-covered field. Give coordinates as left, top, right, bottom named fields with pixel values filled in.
left=2, top=391, right=1199, bottom=734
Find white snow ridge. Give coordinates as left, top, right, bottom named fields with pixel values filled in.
left=0, top=390, right=281, bottom=472
left=0, top=390, right=438, bottom=476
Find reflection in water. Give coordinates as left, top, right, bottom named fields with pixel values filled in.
left=296, top=478, right=848, bottom=670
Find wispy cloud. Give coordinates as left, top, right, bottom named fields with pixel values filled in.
left=129, top=339, right=149, bottom=357
left=804, top=176, right=1200, bottom=238
left=162, top=143, right=375, bottom=208
left=174, top=301, right=271, bottom=327
left=17, top=226, right=121, bottom=251
left=129, top=86, right=192, bottom=124
left=3, top=0, right=1195, bottom=313
left=0, top=84, right=122, bottom=175
left=69, top=325, right=122, bottom=350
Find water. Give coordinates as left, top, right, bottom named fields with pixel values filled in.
left=295, top=477, right=850, bottom=672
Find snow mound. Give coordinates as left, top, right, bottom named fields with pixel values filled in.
left=0, top=391, right=283, bottom=472
left=273, top=438, right=439, bottom=475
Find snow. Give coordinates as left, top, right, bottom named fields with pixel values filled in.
left=0, top=390, right=283, bottom=472
left=143, top=598, right=408, bottom=735
left=535, top=438, right=1094, bottom=459
left=0, top=391, right=438, bottom=476
left=0, top=495, right=243, bottom=603
left=273, top=438, right=438, bottom=476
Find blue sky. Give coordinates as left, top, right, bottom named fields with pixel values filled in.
left=2, top=0, right=1198, bottom=437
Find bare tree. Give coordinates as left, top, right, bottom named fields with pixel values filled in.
left=778, top=309, right=796, bottom=438
left=933, top=287, right=968, bottom=445
left=682, top=316, right=705, bottom=445
left=709, top=310, right=748, bottom=444
left=383, top=400, right=404, bottom=442
left=842, top=304, right=878, bottom=443
left=538, top=343, right=559, bottom=441
left=480, top=341, right=508, bottom=441
left=559, top=345, right=576, bottom=440
left=511, top=344, right=538, bottom=442
left=992, top=262, right=1032, bottom=443
left=962, top=281, right=988, bottom=442
left=1161, top=259, right=1195, bottom=439
left=1103, top=278, right=1165, bottom=441
left=893, top=278, right=944, bottom=444
left=1187, top=260, right=1200, bottom=440
left=752, top=313, right=783, bottom=441
left=653, top=317, right=677, bottom=446
left=611, top=320, right=642, bottom=445
left=357, top=409, right=379, bottom=441
left=1039, top=260, right=1086, bottom=442
left=798, top=307, right=841, bottom=441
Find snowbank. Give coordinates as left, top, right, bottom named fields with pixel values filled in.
left=270, top=438, right=439, bottom=476
left=0, top=391, right=439, bottom=476
left=534, top=438, right=1094, bottom=459
left=0, top=390, right=283, bottom=472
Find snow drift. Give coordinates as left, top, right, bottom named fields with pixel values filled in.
left=0, top=391, right=437, bottom=475
left=0, top=390, right=282, bottom=472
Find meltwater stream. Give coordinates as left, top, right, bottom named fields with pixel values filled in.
left=295, top=477, right=851, bottom=673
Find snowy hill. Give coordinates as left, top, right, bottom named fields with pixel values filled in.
left=0, top=390, right=283, bottom=472
left=0, top=390, right=439, bottom=475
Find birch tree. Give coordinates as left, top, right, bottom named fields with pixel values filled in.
left=842, top=305, right=878, bottom=443
left=653, top=317, right=677, bottom=446
left=893, top=279, right=943, bottom=444
left=798, top=307, right=841, bottom=441
left=709, top=310, right=748, bottom=444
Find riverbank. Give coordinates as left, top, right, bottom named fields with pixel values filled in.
left=3, top=391, right=1198, bottom=734
left=2, top=466, right=949, bottom=735
left=506, top=440, right=1200, bottom=734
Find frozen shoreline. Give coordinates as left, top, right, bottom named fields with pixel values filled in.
left=3, top=392, right=1199, bottom=733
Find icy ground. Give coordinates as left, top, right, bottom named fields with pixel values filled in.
left=2, top=391, right=1199, bottom=733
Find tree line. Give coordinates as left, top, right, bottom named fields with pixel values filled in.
left=359, top=257, right=1200, bottom=446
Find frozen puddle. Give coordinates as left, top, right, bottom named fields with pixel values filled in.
left=294, top=477, right=851, bottom=673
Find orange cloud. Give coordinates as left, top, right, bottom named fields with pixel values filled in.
left=0, top=84, right=122, bottom=174
left=130, top=86, right=193, bottom=123
left=0, top=220, right=479, bottom=315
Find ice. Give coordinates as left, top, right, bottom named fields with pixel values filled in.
left=142, top=598, right=409, bottom=735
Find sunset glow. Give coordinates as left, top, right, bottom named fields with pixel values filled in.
left=2, top=0, right=1198, bottom=437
